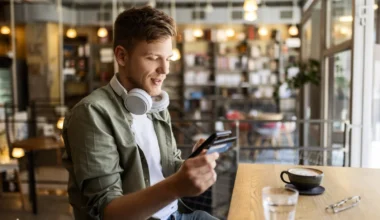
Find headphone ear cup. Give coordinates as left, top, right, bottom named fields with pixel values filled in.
left=125, top=89, right=153, bottom=115
left=151, top=90, right=170, bottom=112
left=110, top=74, right=169, bottom=114
left=120, top=92, right=130, bottom=111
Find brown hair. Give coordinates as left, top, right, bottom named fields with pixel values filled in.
left=113, top=6, right=176, bottom=52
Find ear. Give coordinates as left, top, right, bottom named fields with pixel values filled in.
left=115, top=45, right=128, bottom=67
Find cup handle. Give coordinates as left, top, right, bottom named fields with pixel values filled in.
left=280, top=171, right=291, bottom=184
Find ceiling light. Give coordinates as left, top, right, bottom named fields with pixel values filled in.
left=0, top=26, right=11, bottom=35
left=258, top=26, right=269, bottom=36
left=216, top=29, right=227, bottom=42
left=12, top=148, right=25, bottom=159
left=244, top=11, right=257, bottom=21
left=193, top=28, right=204, bottom=38
left=225, top=28, right=235, bottom=37
left=288, top=25, right=299, bottom=36
left=244, top=0, right=258, bottom=12
left=205, top=2, right=214, bottom=13
left=97, top=27, right=108, bottom=38
left=375, top=4, right=378, bottom=10
left=66, top=28, right=77, bottom=38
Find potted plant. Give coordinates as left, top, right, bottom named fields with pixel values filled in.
left=273, top=59, right=321, bottom=103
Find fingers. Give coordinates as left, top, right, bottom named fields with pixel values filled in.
left=192, top=138, right=206, bottom=153
left=185, top=153, right=218, bottom=187
left=205, top=152, right=219, bottom=162
left=196, top=138, right=205, bottom=147
left=177, top=152, right=219, bottom=197
left=189, top=152, right=219, bottom=168
left=196, top=159, right=217, bottom=175
left=198, top=170, right=217, bottom=191
left=190, top=170, right=217, bottom=195
left=204, top=171, right=218, bottom=188
left=199, top=149, right=207, bottom=156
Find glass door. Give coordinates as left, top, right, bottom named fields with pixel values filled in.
left=301, top=0, right=376, bottom=167
left=326, top=50, right=351, bottom=166
left=367, top=0, right=379, bottom=168
left=350, top=0, right=375, bottom=167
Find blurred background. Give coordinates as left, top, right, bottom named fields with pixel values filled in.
left=0, top=0, right=379, bottom=219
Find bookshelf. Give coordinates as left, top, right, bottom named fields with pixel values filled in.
left=63, top=37, right=90, bottom=107
left=165, top=27, right=299, bottom=122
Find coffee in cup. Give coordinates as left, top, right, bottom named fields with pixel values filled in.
left=280, top=167, right=324, bottom=190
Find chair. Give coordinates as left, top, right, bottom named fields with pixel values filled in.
left=226, top=110, right=251, bottom=146
left=4, top=103, right=69, bottom=214
left=0, top=160, right=26, bottom=210
left=251, top=113, right=283, bottom=160
left=4, top=104, right=28, bottom=160
left=1, top=108, right=27, bottom=210
left=6, top=101, right=68, bottom=170
left=280, top=116, right=296, bottom=147
left=29, top=101, right=67, bottom=166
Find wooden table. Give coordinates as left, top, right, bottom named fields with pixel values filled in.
left=228, top=164, right=380, bottom=220
left=13, top=136, right=64, bottom=214
left=13, top=136, right=64, bottom=151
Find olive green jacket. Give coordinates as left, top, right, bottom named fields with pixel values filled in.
left=62, top=84, right=184, bottom=220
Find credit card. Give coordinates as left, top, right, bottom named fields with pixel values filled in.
left=207, top=142, right=233, bottom=154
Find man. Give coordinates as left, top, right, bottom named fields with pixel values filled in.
left=62, top=6, right=220, bottom=220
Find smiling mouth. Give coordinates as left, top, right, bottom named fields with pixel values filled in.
left=151, top=79, right=163, bottom=86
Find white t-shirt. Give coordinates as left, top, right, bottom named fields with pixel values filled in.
left=131, top=113, right=178, bottom=220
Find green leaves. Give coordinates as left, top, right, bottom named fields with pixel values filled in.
left=273, top=59, right=321, bottom=100
left=286, top=59, right=321, bottom=90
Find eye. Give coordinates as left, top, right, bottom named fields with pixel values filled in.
left=147, top=56, right=159, bottom=60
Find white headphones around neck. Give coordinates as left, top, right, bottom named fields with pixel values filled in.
left=110, top=74, right=169, bottom=115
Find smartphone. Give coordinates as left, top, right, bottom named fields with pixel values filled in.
left=187, top=131, right=235, bottom=159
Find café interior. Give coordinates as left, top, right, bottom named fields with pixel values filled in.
left=0, top=0, right=380, bottom=219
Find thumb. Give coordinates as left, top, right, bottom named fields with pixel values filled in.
left=196, top=138, right=205, bottom=147
left=199, top=149, right=208, bottom=156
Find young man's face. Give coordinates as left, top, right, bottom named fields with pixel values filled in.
left=121, top=37, right=173, bottom=97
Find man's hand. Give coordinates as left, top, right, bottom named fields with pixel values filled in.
left=103, top=151, right=219, bottom=220
left=169, top=152, right=219, bottom=197
left=192, top=138, right=205, bottom=153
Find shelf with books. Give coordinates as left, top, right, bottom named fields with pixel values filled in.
left=63, top=38, right=92, bottom=107
left=184, top=83, right=216, bottom=87
left=184, top=66, right=210, bottom=71
left=211, top=31, right=298, bottom=115
left=164, top=42, right=185, bottom=118
left=175, top=27, right=300, bottom=120
left=180, top=40, right=218, bottom=120
left=88, top=43, right=114, bottom=91
left=215, top=69, right=246, bottom=74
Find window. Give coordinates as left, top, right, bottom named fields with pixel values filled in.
left=326, top=0, right=352, bottom=47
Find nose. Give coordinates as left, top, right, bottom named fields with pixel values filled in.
left=158, top=60, right=170, bottom=75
